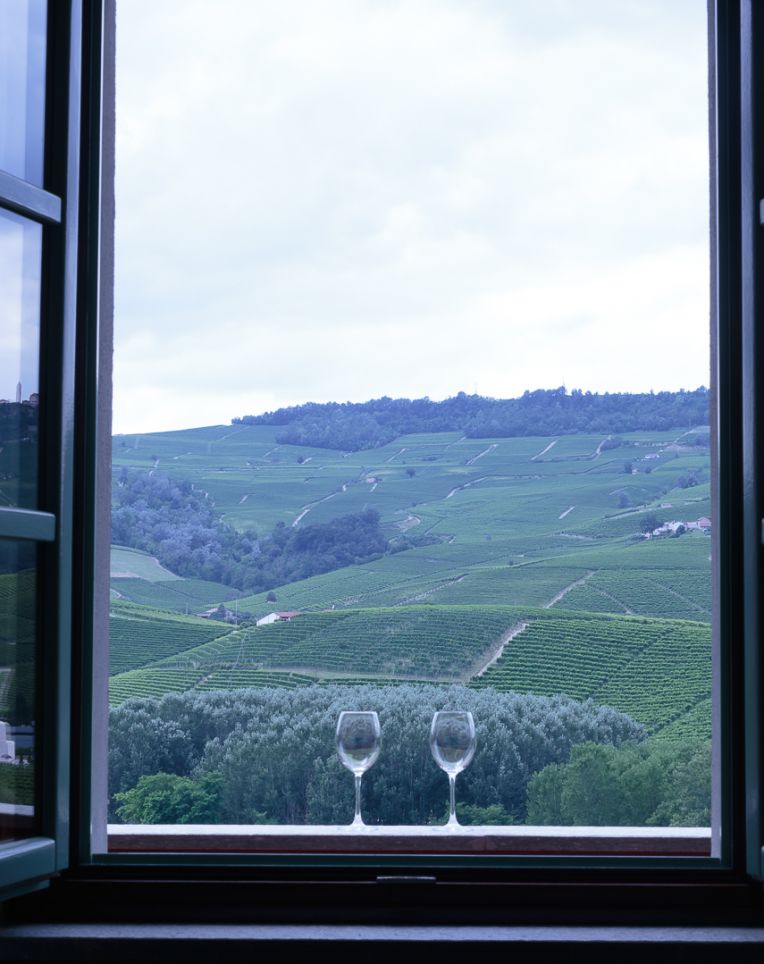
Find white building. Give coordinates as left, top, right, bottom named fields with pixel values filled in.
left=256, top=611, right=302, bottom=627
left=0, top=722, right=15, bottom=763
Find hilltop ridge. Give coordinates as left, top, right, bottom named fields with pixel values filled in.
left=232, top=387, right=710, bottom=451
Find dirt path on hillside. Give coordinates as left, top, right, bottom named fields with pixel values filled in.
left=400, top=573, right=465, bottom=604
left=386, top=448, right=407, bottom=463
left=592, top=436, right=611, bottom=459
left=396, top=514, right=421, bottom=532
left=446, top=475, right=489, bottom=499
left=468, top=622, right=529, bottom=680
left=558, top=505, right=575, bottom=520
left=545, top=570, right=596, bottom=608
left=531, top=439, right=557, bottom=461
left=292, top=493, right=336, bottom=527
left=466, top=443, right=497, bottom=466
left=292, top=481, right=354, bottom=527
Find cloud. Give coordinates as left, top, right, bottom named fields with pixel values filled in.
left=114, top=0, right=710, bottom=433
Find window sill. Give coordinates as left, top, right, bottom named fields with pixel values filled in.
left=108, top=824, right=711, bottom=856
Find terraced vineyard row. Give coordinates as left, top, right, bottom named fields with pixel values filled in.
left=472, top=614, right=711, bottom=738
left=556, top=570, right=711, bottom=621
left=653, top=697, right=712, bottom=742
left=195, top=670, right=316, bottom=691
left=553, top=583, right=624, bottom=614
left=595, top=626, right=711, bottom=732
left=158, top=606, right=519, bottom=679
left=111, top=576, right=241, bottom=613
left=108, top=668, right=208, bottom=705
left=109, top=606, right=236, bottom=675
left=251, top=606, right=518, bottom=678
left=158, top=612, right=355, bottom=669
left=472, top=617, right=649, bottom=700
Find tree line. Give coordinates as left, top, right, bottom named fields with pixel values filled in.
left=106, top=683, right=707, bottom=827
left=232, top=388, right=710, bottom=452
left=112, top=469, right=388, bottom=592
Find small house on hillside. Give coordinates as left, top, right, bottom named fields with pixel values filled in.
left=198, top=605, right=237, bottom=623
left=256, top=611, right=302, bottom=627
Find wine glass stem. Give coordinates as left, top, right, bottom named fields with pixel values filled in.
left=448, top=774, right=458, bottom=826
left=353, top=773, right=363, bottom=826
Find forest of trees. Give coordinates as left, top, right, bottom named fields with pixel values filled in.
left=106, top=684, right=705, bottom=826
left=111, top=469, right=389, bottom=592
left=232, top=388, right=710, bottom=452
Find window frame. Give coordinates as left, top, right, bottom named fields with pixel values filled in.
left=8, top=0, right=764, bottom=929
left=0, top=0, right=95, bottom=897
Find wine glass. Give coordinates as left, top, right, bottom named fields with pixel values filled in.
left=430, top=710, right=476, bottom=828
left=336, top=711, right=381, bottom=827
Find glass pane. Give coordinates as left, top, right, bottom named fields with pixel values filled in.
left=110, top=1, right=711, bottom=849
left=0, top=540, right=37, bottom=842
left=0, top=210, right=41, bottom=509
left=0, top=0, right=47, bottom=186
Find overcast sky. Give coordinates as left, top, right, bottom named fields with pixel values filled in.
left=113, top=0, right=710, bottom=435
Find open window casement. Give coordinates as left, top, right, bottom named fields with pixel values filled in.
left=0, top=0, right=104, bottom=898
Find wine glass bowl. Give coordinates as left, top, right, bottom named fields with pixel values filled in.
left=430, top=710, right=476, bottom=827
left=336, top=711, right=380, bottom=826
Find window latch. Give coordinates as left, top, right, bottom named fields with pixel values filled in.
left=376, top=875, right=437, bottom=885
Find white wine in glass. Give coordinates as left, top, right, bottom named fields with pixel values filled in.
left=430, top=710, right=476, bottom=828
left=336, top=710, right=381, bottom=827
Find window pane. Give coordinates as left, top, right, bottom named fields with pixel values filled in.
left=0, top=0, right=47, bottom=186
left=109, top=0, right=712, bottom=847
left=0, top=210, right=41, bottom=509
left=0, top=539, right=37, bottom=842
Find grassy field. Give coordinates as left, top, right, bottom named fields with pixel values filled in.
left=111, top=546, right=181, bottom=581
left=109, top=423, right=713, bottom=743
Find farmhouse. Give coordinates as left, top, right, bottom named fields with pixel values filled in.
left=256, top=611, right=303, bottom=627
left=198, top=605, right=237, bottom=622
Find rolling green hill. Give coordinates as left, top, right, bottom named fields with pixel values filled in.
left=108, top=602, right=711, bottom=741
left=109, top=421, right=713, bottom=747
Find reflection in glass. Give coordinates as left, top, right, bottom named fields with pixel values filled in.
left=0, top=210, right=41, bottom=509
left=0, top=540, right=36, bottom=841
left=0, top=0, right=47, bottom=185
left=430, top=711, right=476, bottom=828
left=336, top=711, right=381, bottom=827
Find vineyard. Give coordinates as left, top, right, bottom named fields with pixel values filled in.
left=471, top=613, right=711, bottom=738
left=111, top=575, right=242, bottom=613
left=107, top=422, right=714, bottom=752
left=158, top=607, right=521, bottom=679
left=106, top=598, right=712, bottom=741
left=109, top=601, right=235, bottom=674
left=108, top=668, right=209, bottom=705
left=0, top=762, right=33, bottom=806
left=0, top=569, right=36, bottom=722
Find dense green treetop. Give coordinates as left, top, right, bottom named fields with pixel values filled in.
left=527, top=739, right=710, bottom=827
left=111, top=469, right=388, bottom=592
left=109, top=684, right=645, bottom=825
left=232, top=388, right=710, bottom=451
